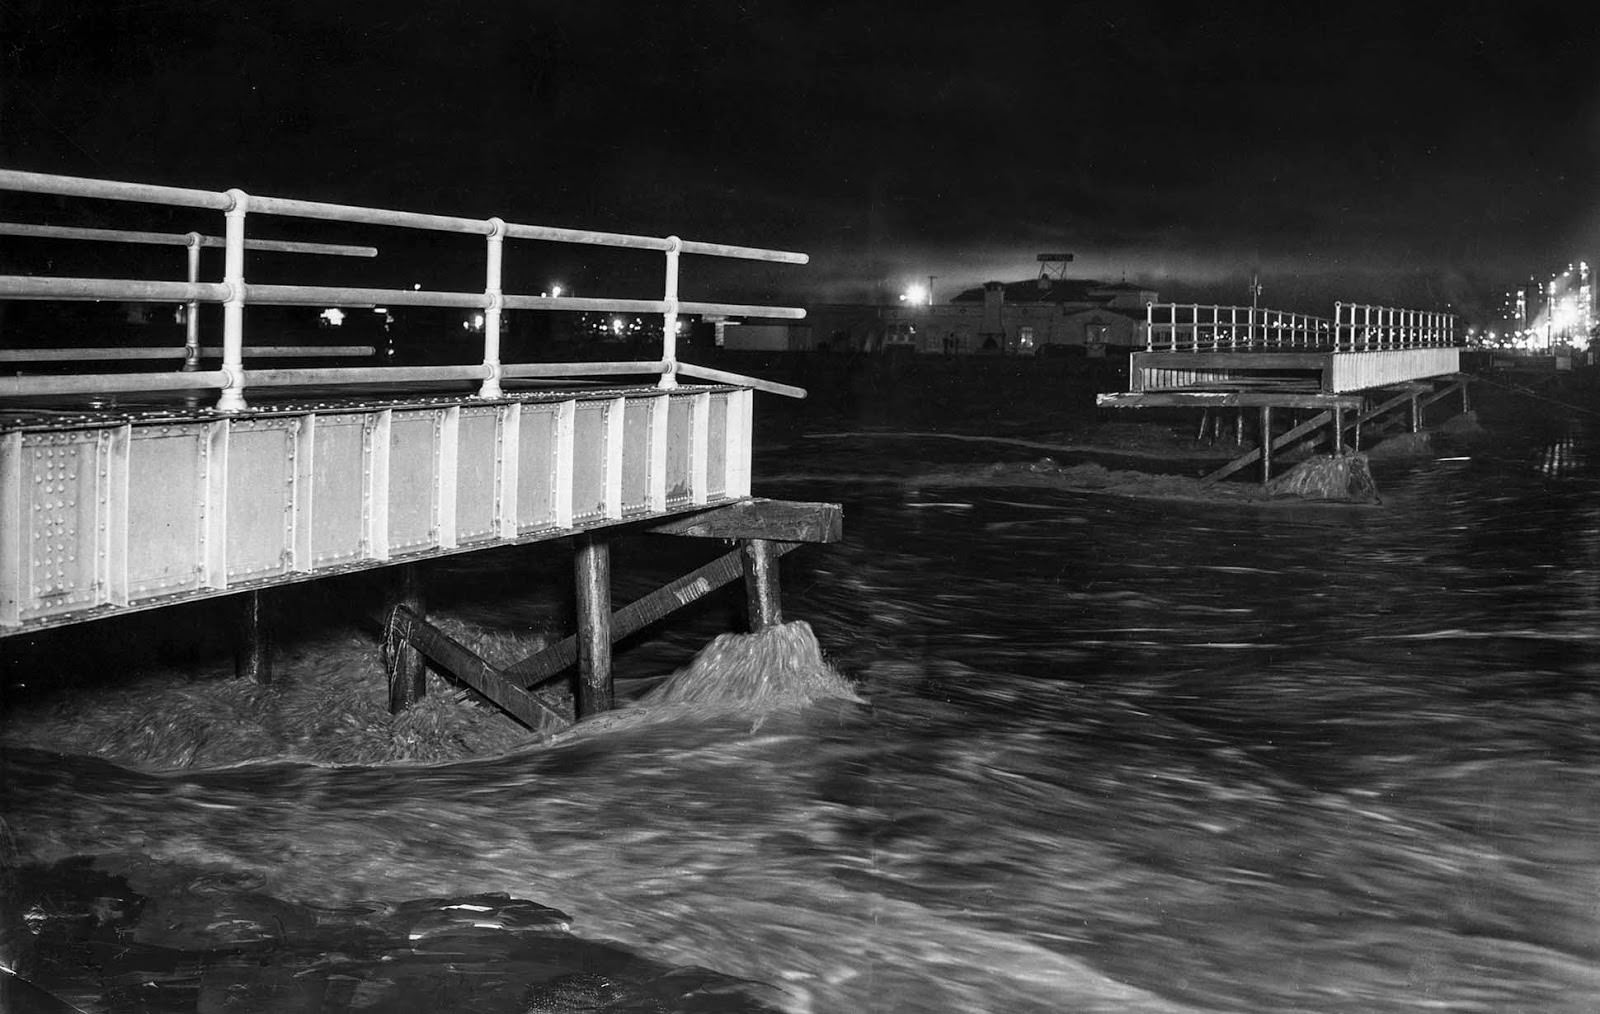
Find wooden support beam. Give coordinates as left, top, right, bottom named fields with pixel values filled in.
left=741, top=538, right=784, bottom=631
left=1099, top=390, right=1363, bottom=411
left=575, top=535, right=613, bottom=717
left=1260, top=406, right=1273, bottom=482
left=504, top=542, right=804, bottom=688
left=1354, top=387, right=1422, bottom=429
left=386, top=605, right=569, bottom=732
left=383, top=563, right=427, bottom=713
left=233, top=590, right=273, bottom=684
left=647, top=498, right=842, bottom=543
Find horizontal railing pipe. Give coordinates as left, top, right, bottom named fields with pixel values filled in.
left=677, top=240, right=809, bottom=264
left=677, top=361, right=807, bottom=399
left=0, top=222, right=194, bottom=247
left=501, top=222, right=673, bottom=251
left=244, top=283, right=487, bottom=309
left=204, top=236, right=377, bottom=257
left=0, top=169, right=231, bottom=210
left=0, top=222, right=376, bottom=258
left=0, top=276, right=231, bottom=303
left=0, top=346, right=375, bottom=362
left=0, top=371, right=229, bottom=397
left=500, top=294, right=669, bottom=314
left=244, top=194, right=492, bottom=235
left=243, top=365, right=489, bottom=388
left=500, top=361, right=669, bottom=380
left=679, top=301, right=807, bottom=319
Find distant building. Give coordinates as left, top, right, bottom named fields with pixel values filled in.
left=864, top=277, right=1158, bottom=356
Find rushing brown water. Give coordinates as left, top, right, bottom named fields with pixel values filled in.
left=5, top=394, right=1600, bottom=1012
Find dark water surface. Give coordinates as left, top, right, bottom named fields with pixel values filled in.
left=5, top=406, right=1600, bottom=1012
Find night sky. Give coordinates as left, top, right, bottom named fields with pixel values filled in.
left=4, top=1, right=1598, bottom=320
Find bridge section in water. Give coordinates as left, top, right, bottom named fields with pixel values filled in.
left=0, top=169, right=839, bottom=728
left=1098, top=301, right=1468, bottom=484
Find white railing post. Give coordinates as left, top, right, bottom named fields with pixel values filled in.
left=216, top=189, right=249, bottom=412
left=183, top=231, right=203, bottom=372
left=658, top=235, right=682, bottom=389
left=479, top=216, right=506, bottom=399
left=1145, top=302, right=1154, bottom=351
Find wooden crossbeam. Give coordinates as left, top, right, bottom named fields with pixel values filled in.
left=647, top=498, right=842, bottom=542
left=1100, top=391, right=1361, bottom=410
left=1353, top=386, right=1423, bottom=427
left=504, top=541, right=804, bottom=688
left=1202, top=409, right=1333, bottom=484
left=386, top=605, right=571, bottom=733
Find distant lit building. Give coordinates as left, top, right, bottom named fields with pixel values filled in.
left=865, top=277, right=1158, bottom=356
left=1495, top=261, right=1594, bottom=349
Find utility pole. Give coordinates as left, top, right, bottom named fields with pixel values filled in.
left=1249, top=272, right=1263, bottom=345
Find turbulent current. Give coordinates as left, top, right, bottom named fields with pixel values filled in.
left=5, top=406, right=1600, bottom=1012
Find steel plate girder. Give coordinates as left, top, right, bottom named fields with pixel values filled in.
left=0, top=387, right=750, bottom=635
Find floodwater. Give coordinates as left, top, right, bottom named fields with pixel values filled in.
left=5, top=396, right=1600, bottom=1012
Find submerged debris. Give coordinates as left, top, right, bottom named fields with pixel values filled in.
left=0, top=631, right=534, bottom=770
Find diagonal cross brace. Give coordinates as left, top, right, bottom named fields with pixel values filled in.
left=386, top=605, right=571, bottom=733
left=1202, top=410, right=1333, bottom=484
left=503, top=541, right=804, bottom=688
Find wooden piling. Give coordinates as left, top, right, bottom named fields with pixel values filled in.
left=1332, top=406, right=1343, bottom=452
left=234, top=590, right=273, bottom=685
left=384, top=563, right=427, bottom=713
left=740, top=538, right=784, bottom=631
left=1259, top=406, right=1273, bottom=482
left=574, top=534, right=614, bottom=716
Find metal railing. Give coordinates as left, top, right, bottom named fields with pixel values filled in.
left=1333, top=302, right=1456, bottom=351
left=1144, top=302, right=1456, bottom=353
left=0, top=220, right=376, bottom=371
left=0, top=169, right=809, bottom=409
left=1144, top=304, right=1333, bottom=352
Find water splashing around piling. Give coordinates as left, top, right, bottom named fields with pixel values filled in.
left=641, top=620, right=863, bottom=711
